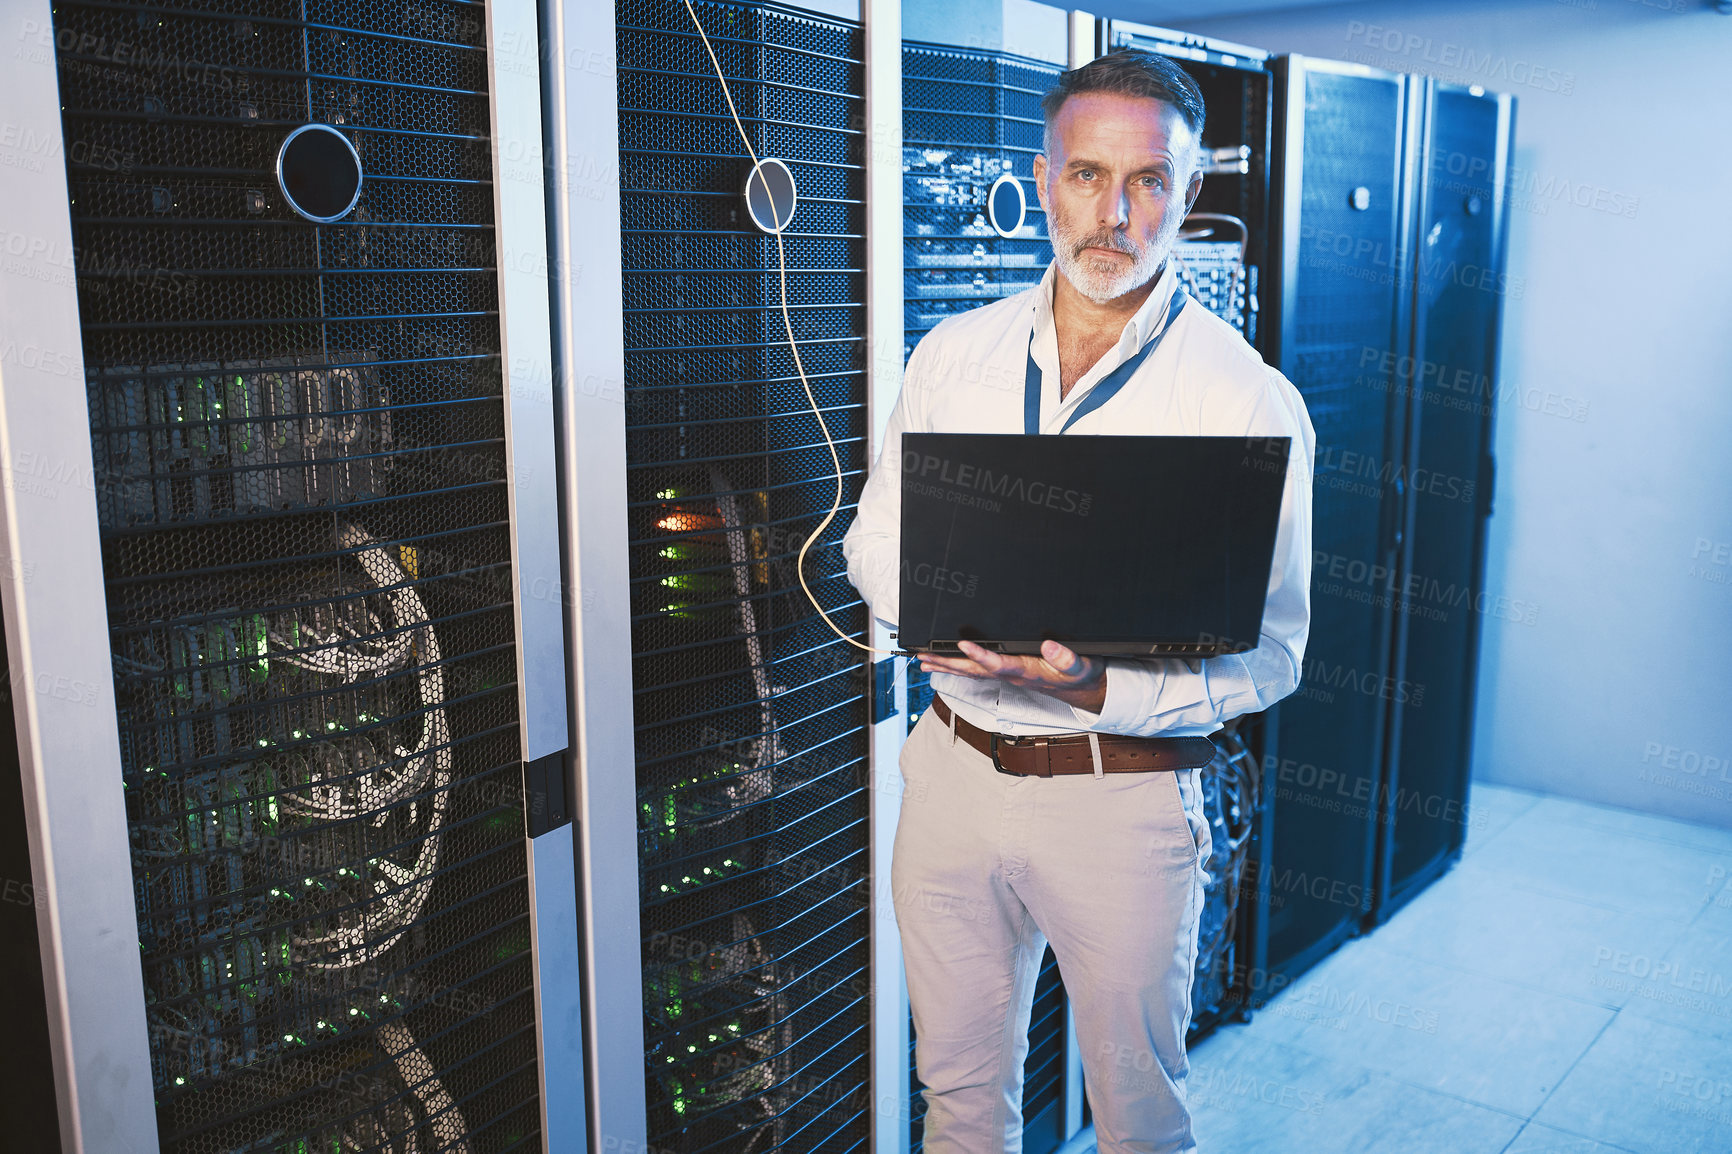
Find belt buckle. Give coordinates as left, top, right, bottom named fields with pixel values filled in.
left=990, top=733, right=1048, bottom=777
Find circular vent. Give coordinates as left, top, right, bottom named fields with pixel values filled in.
left=743, top=157, right=797, bottom=234
left=987, top=172, right=1026, bottom=238
left=276, top=125, right=364, bottom=223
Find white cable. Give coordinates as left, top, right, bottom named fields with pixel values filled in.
left=278, top=522, right=451, bottom=972
left=682, top=0, right=896, bottom=659
left=712, top=465, right=785, bottom=778
left=1178, top=211, right=1248, bottom=248
left=377, top=1017, right=471, bottom=1154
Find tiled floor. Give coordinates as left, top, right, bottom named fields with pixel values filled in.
left=1066, top=782, right=1732, bottom=1154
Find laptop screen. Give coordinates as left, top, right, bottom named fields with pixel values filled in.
left=897, top=433, right=1290, bottom=657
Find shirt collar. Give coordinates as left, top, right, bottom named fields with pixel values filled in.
left=1031, top=257, right=1182, bottom=360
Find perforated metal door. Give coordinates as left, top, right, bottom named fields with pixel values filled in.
left=618, top=2, right=873, bottom=1149
left=49, top=0, right=544, bottom=1148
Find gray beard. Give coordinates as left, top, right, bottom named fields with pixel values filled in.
left=1049, top=220, right=1169, bottom=305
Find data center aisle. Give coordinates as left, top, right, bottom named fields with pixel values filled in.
left=1060, top=783, right=1732, bottom=1154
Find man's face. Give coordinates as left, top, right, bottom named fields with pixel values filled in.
left=1033, top=91, right=1204, bottom=305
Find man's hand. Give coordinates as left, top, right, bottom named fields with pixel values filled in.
left=918, top=639, right=1108, bottom=714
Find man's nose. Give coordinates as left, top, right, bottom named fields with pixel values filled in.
left=1100, top=183, right=1130, bottom=229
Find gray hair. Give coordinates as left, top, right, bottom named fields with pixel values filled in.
left=1040, top=48, right=1207, bottom=164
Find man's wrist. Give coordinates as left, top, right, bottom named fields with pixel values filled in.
left=1044, top=666, right=1108, bottom=714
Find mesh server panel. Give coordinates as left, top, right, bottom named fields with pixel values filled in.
left=902, top=43, right=1062, bottom=359
left=48, top=0, right=543, bottom=1150
left=617, top=2, right=871, bottom=1149
left=1189, top=726, right=1263, bottom=1031
left=1383, top=86, right=1506, bottom=912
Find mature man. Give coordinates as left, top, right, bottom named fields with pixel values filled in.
left=842, top=50, right=1315, bottom=1153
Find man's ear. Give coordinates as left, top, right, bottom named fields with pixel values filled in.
left=1032, top=152, right=1049, bottom=215
left=1184, top=164, right=1204, bottom=216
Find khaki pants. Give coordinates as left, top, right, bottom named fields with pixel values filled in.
left=894, top=702, right=1213, bottom=1154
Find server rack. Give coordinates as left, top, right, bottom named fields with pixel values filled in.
left=1, top=0, right=584, bottom=1150
left=1374, top=83, right=1513, bottom=922
left=613, top=1, right=875, bottom=1149
left=901, top=42, right=1062, bottom=361
left=1262, top=55, right=1513, bottom=982
left=1261, top=54, right=1420, bottom=985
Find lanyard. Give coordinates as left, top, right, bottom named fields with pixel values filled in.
left=1024, top=288, right=1188, bottom=436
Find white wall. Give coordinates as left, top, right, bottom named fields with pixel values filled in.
left=1176, top=0, right=1732, bottom=825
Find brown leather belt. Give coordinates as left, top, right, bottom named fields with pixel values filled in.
left=930, top=696, right=1217, bottom=777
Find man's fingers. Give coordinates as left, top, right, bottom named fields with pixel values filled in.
left=918, top=651, right=1002, bottom=679
left=923, top=646, right=1026, bottom=682
left=920, top=642, right=1098, bottom=691
left=1040, top=639, right=1086, bottom=678
left=918, top=658, right=982, bottom=677
left=955, top=639, right=1004, bottom=672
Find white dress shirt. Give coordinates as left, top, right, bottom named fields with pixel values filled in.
left=843, top=259, right=1315, bottom=738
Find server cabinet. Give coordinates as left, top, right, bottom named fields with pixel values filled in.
left=1375, top=84, right=1513, bottom=921
left=614, top=1, right=875, bottom=1149
left=901, top=42, right=1062, bottom=363
left=3, top=0, right=584, bottom=1148
left=1262, top=56, right=1420, bottom=983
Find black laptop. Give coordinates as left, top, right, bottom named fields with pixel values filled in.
left=897, top=433, right=1290, bottom=657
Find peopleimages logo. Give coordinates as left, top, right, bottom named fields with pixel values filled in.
left=900, top=559, right=979, bottom=598
left=1314, top=444, right=1474, bottom=504
left=1343, top=20, right=1576, bottom=94
left=900, top=451, right=1093, bottom=517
